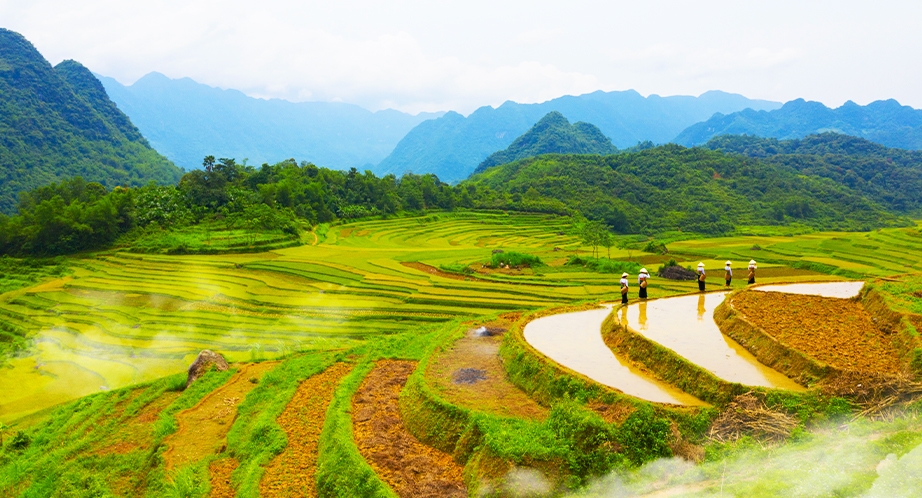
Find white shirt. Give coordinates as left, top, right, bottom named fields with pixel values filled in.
left=724, top=265, right=732, bottom=276
left=638, top=273, right=649, bottom=284
left=620, top=277, right=629, bottom=287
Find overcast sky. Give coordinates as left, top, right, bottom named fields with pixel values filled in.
left=2, top=1, right=920, bottom=115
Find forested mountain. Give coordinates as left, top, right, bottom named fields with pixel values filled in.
left=377, top=90, right=780, bottom=182
left=0, top=29, right=180, bottom=214
left=704, top=133, right=922, bottom=215
left=99, top=72, right=442, bottom=171
left=474, top=112, right=617, bottom=174
left=465, top=146, right=904, bottom=234
left=675, top=99, right=922, bottom=149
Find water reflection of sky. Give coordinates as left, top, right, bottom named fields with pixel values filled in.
left=754, top=281, right=865, bottom=299
left=620, top=292, right=804, bottom=391
left=524, top=307, right=705, bottom=406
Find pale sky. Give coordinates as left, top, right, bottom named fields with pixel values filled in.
left=2, top=0, right=920, bottom=115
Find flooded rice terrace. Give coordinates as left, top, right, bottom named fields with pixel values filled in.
left=525, top=282, right=866, bottom=403
left=619, top=293, right=803, bottom=390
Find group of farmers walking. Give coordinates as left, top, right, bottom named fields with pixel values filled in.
left=618, top=260, right=758, bottom=304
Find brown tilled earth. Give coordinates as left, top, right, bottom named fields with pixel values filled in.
left=93, top=390, right=180, bottom=456
left=163, top=361, right=278, bottom=470
left=353, top=360, right=466, bottom=498
left=731, top=292, right=902, bottom=374
left=259, top=362, right=354, bottom=497
left=401, top=261, right=478, bottom=281
left=427, top=318, right=547, bottom=421
left=209, top=458, right=238, bottom=498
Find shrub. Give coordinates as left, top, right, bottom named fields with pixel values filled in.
left=490, top=251, right=544, bottom=268
left=566, top=255, right=641, bottom=275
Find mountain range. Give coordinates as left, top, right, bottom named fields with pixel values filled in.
left=0, top=28, right=180, bottom=214
left=377, top=90, right=781, bottom=182
left=99, top=73, right=442, bottom=171
left=675, top=99, right=922, bottom=149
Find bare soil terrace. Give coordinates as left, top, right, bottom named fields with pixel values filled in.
left=260, top=362, right=353, bottom=497
left=730, top=292, right=903, bottom=375
left=353, top=360, right=466, bottom=497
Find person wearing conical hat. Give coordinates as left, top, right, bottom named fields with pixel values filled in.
left=724, top=260, right=733, bottom=288
left=748, top=260, right=757, bottom=285
left=620, top=272, right=630, bottom=304
left=638, top=268, right=650, bottom=299
left=696, top=262, right=706, bottom=292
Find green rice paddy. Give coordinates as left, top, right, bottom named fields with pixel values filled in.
left=2, top=213, right=921, bottom=424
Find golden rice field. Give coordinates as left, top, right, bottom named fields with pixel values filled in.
left=2, top=213, right=921, bottom=423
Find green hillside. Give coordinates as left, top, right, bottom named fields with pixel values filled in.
left=705, top=133, right=922, bottom=215
left=0, top=29, right=181, bottom=214
left=473, top=111, right=617, bottom=174
left=466, top=146, right=906, bottom=234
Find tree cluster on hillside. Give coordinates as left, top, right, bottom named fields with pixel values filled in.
left=0, top=29, right=181, bottom=215
left=705, top=133, right=922, bottom=215
left=466, top=145, right=907, bottom=235
left=0, top=157, right=566, bottom=256
left=474, top=111, right=618, bottom=174
left=2, top=138, right=917, bottom=256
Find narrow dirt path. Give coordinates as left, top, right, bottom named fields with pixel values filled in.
left=259, top=362, right=353, bottom=497
left=163, top=361, right=278, bottom=470
left=427, top=318, right=548, bottom=420
left=353, top=360, right=466, bottom=498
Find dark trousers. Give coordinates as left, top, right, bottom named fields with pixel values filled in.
left=639, top=287, right=647, bottom=299
left=621, top=291, right=628, bottom=304
left=748, top=277, right=755, bottom=284
left=698, top=280, right=705, bottom=292
left=725, top=278, right=731, bottom=286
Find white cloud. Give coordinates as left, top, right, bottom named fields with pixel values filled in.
left=1, top=0, right=921, bottom=113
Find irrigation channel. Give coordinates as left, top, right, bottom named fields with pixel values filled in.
left=524, top=282, right=864, bottom=404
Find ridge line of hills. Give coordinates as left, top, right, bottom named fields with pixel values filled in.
left=0, top=28, right=181, bottom=214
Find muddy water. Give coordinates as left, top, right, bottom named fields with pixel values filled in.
left=524, top=307, right=705, bottom=405
left=619, top=293, right=804, bottom=391
left=753, top=281, right=865, bottom=299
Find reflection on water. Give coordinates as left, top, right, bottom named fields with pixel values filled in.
left=524, top=307, right=705, bottom=406
left=754, top=281, right=865, bottom=299
left=620, top=292, right=804, bottom=391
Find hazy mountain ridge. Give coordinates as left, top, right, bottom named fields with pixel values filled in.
left=675, top=98, right=922, bottom=149
left=99, top=72, right=443, bottom=170
left=377, top=90, right=781, bottom=182
left=474, top=111, right=618, bottom=174
left=0, top=28, right=181, bottom=214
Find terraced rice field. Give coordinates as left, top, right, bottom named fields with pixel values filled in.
left=0, top=213, right=628, bottom=422
left=669, top=222, right=922, bottom=277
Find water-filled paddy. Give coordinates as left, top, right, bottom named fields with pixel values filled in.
left=524, top=307, right=705, bottom=405
left=754, top=281, right=865, bottom=299
left=618, top=293, right=804, bottom=390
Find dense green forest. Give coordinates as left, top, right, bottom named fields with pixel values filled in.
left=705, top=133, right=922, bottom=214
left=0, top=157, right=549, bottom=255
left=0, top=29, right=181, bottom=214
left=2, top=139, right=915, bottom=256
left=474, top=111, right=618, bottom=174
left=466, top=145, right=906, bottom=234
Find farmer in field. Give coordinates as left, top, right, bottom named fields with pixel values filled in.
left=638, top=268, right=650, bottom=299
left=748, top=260, right=757, bottom=284
left=697, top=262, right=706, bottom=292
left=724, top=261, right=733, bottom=287
left=620, top=272, right=629, bottom=304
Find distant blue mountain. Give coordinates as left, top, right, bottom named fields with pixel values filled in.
left=98, top=72, right=442, bottom=170
left=674, top=99, right=922, bottom=149
left=377, top=90, right=781, bottom=182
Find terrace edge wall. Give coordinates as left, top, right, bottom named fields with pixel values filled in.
left=860, top=284, right=922, bottom=379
